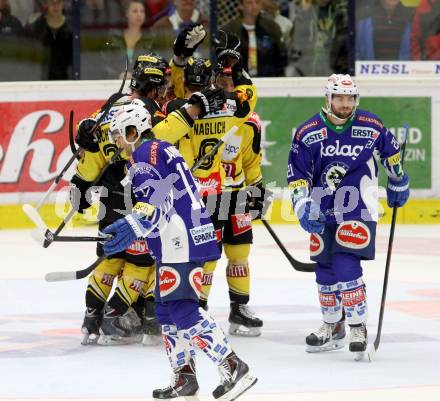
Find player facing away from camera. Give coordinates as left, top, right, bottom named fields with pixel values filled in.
left=287, top=74, right=410, bottom=359
left=101, top=103, right=257, bottom=400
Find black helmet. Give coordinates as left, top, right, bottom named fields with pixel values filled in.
left=184, top=57, right=213, bottom=88
left=130, top=53, right=170, bottom=95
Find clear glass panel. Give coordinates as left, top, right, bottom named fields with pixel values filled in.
left=0, top=0, right=73, bottom=81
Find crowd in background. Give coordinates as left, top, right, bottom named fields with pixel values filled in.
left=0, top=0, right=439, bottom=81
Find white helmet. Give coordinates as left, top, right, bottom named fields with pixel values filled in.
left=323, top=74, right=359, bottom=121
left=109, top=100, right=152, bottom=150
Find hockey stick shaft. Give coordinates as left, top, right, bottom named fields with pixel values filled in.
left=261, top=219, right=316, bottom=272
left=370, top=124, right=409, bottom=358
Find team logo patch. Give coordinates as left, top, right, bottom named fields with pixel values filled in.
left=351, top=126, right=380, bottom=140
left=310, top=233, right=324, bottom=256
left=202, top=272, right=213, bottom=286
left=101, top=273, right=115, bottom=287
left=129, top=279, right=145, bottom=293
left=302, top=128, right=328, bottom=146
left=321, top=161, right=349, bottom=191
left=126, top=240, right=149, bottom=255
left=231, top=213, right=252, bottom=236
left=190, top=224, right=216, bottom=245
left=341, top=287, right=366, bottom=307
left=319, top=293, right=337, bottom=307
left=159, top=266, right=181, bottom=296
left=172, top=237, right=183, bottom=250
left=226, top=263, right=249, bottom=278
left=336, top=221, right=370, bottom=249
left=192, top=335, right=208, bottom=350
left=189, top=268, right=203, bottom=296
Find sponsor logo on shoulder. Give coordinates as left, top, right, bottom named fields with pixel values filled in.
left=190, top=223, right=216, bottom=245
left=302, top=128, right=328, bottom=146
left=351, top=126, right=380, bottom=140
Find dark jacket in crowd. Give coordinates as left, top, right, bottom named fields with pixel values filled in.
left=222, top=13, right=287, bottom=77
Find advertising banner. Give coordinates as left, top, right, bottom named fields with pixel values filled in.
left=256, top=97, right=431, bottom=189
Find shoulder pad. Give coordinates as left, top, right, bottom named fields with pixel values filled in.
left=356, top=110, right=384, bottom=129
left=245, top=112, right=261, bottom=132
left=163, top=98, right=188, bottom=115
left=295, top=118, right=321, bottom=141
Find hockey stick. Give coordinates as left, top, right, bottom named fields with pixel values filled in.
left=23, top=148, right=122, bottom=247
left=44, top=125, right=240, bottom=281
left=367, top=124, right=409, bottom=362
left=45, top=255, right=106, bottom=282
left=261, top=219, right=316, bottom=272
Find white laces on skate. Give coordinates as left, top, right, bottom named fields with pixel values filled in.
left=238, top=304, right=256, bottom=319
left=314, top=322, right=334, bottom=340
left=350, top=325, right=366, bottom=343
left=218, top=359, right=233, bottom=385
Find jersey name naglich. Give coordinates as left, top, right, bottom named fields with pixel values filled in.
left=193, top=121, right=226, bottom=136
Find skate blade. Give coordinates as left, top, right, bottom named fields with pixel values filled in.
left=218, top=372, right=258, bottom=401
left=142, top=334, right=162, bottom=346
left=229, top=323, right=261, bottom=337
left=153, top=390, right=200, bottom=401
left=97, top=334, right=142, bottom=346
left=353, top=351, right=366, bottom=361
left=81, top=332, right=99, bottom=346
left=306, top=339, right=345, bottom=353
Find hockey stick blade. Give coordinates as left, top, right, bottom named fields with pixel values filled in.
left=45, top=256, right=105, bottom=282
left=22, top=203, right=53, bottom=242
left=367, top=343, right=377, bottom=362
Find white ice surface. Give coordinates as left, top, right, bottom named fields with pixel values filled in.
left=1, top=224, right=440, bottom=401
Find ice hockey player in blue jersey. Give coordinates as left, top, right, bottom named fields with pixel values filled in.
left=287, top=74, right=410, bottom=359
left=102, top=103, right=257, bottom=400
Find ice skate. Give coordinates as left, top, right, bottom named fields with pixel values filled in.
left=97, top=306, right=142, bottom=345
left=212, top=352, right=257, bottom=401
left=81, top=307, right=102, bottom=345
left=142, top=299, right=162, bottom=346
left=228, top=303, right=262, bottom=337
left=305, top=320, right=346, bottom=353
left=152, top=359, right=199, bottom=400
left=349, top=323, right=367, bottom=361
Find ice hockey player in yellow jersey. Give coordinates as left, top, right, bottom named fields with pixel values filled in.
left=71, top=54, right=171, bottom=346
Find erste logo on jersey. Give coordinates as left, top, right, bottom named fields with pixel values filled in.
left=302, top=128, right=328, bottom=146
left=351, top=126, right=379, bottom=140
left=159, top=266, right=181, bottom=296
left=190, top=223, right=216, bottom=245
left=336, top=221, right=370, bottom=249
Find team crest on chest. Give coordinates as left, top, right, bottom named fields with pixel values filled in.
left=321, top=161, right=349, bottom=191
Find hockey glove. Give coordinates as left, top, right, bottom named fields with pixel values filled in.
left=386, top=172, right=410, bottom=208
left=70, top=174, right=93, bottom=213
left=75, top=118, right=100, bottom=153
left=213, top=30, right=241, bottom=65
left=247, top=182, right=273, bottom=220
left=102, top=214, right=152, bottom=256
left=188, top=87, right=226, bottom=118
left=173, top=23, right=206, bottom=62
left=294, top=198, right=325, bottom=234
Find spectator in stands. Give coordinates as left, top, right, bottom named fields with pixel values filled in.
left=262, top=0, right=293, bottom=48
left=0, top=0, right=23, bottom=36
left=104, top=0, right=153, bottom=78
left=25, top=0, right=73, bottom=80
left=356, top=0, right=414, bottom=60
left=151, top=0, right=208, bottom=61
left=287, top=0, right=348, bottom=76
left=222, top=0, right=287, bottom=77
left=411, top=0, right=440, bottom=60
